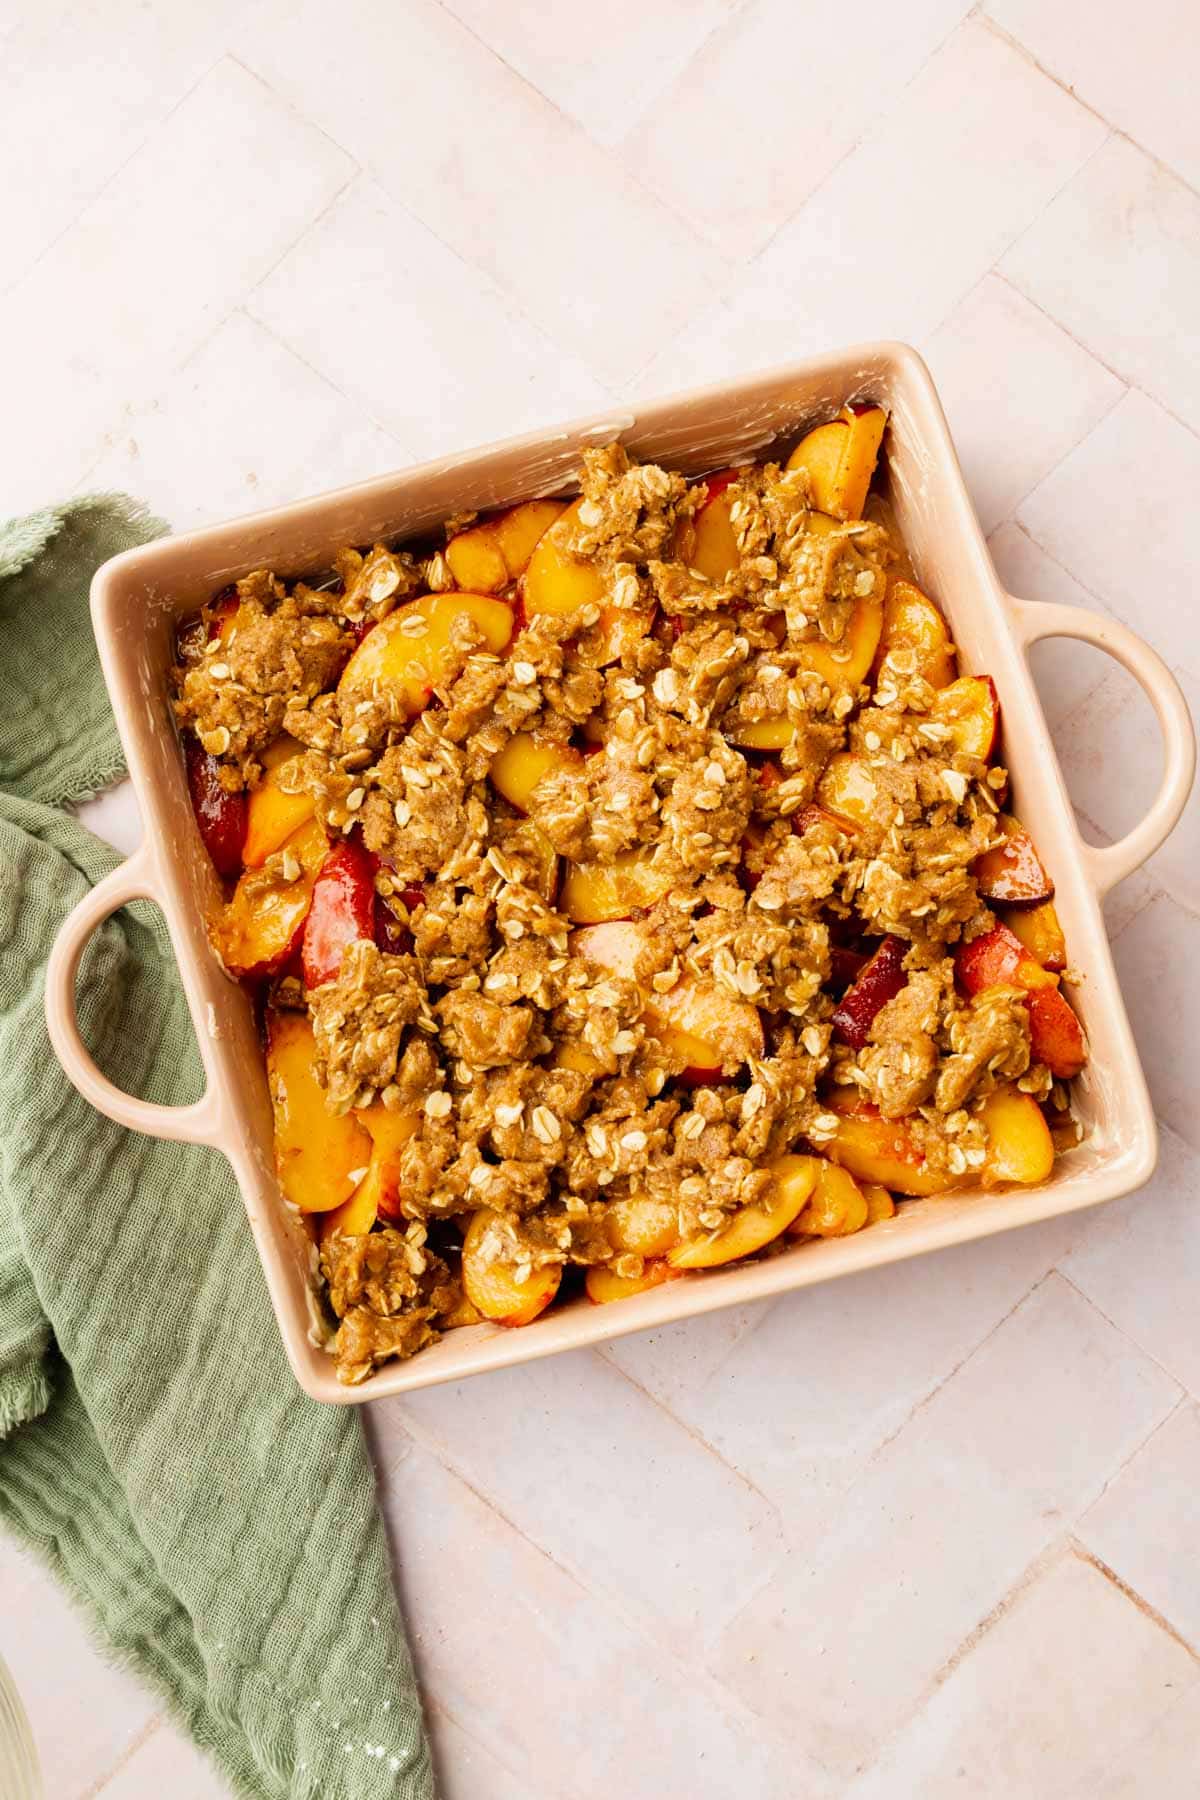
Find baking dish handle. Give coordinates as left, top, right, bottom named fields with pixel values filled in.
left=45, top=847, right=224, bottom=1146
left=1010, top=597, right=1196, bottom=896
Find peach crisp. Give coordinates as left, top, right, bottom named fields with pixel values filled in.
left=172, top=408, right=1086, bottom=1383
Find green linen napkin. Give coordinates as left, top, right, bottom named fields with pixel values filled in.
left=0, top=498, right=435, bottom=1800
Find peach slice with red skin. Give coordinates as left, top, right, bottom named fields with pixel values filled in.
left=786, top=405, right=887, bottom=521
left=338, top=591, right=515, bottom=711
left=302, top=837, right=377, bottom=988
left=345, top=1102, right=423, bottom=1227
left=955, top=923, right=1086, bottom=1078
left=489, top=731, right=582, bottom=814
left=1002, top=900, right=1067, bottom=973
left=978, top=1083, right=1054, bottom=1185
left=973, top=813, right=1053, bottom=908
left=462, top=1208, right=561, bottom=1326
left=266, top=1009, right=372, bottom=1213
left=184, top=733, right=247, bottom=877
left=669, top=1155, right=818, bottom=1268
left=573, top=918, right=764, bottom=1077
left=822, top=1091, right=951, bottom=1197
left=446, top=499, right=565, bottom=593
left=927, top=675, right=999, bottom=759
left=831, top=935, right=908, bottom=1049
left=875, top=580, right=956, bottom=690
left=213, top=816, right=327, bottom=978
left=243, top=735, right=315, bottom=868
left=586, top=1260, right=680, bottom=1305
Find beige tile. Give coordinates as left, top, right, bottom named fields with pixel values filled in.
left=1063, top=1122, right=1200, bottom=1390
left=624, top=0, right=973, bottom=260
left=1093, top=1685, right=1200, bottom=1798
left=1079, top=1401, right=1200, bottom=1651
left=384, top=1345, right=783, bottom=1653
left=986, top=521, right=1117, bottom=733
left=0, top=1538, right=157, bottom=1800
left=742, top=21, right=1107, bottom=350
left=250, top=177, right=611, bottom=460
left=602, top=1298, right=772, bottom=1415
left=610, top=1213, right=1081, bottom=1520
left=438, top=0, right=740, bottom=149
left=924, top=275, right=1123, bottom=533
left=234, top=0, right=721, bottom=387
left=94, top=1722, right=229, bottom=1800
left=713, top=1276, right=1180, bottom=1779
left=0, top=57, right=353, bottom=514
left=847, top=1549, right=1200, bottom=1799
left=1003, top=136, right=1200, bottom=435
left=83, top=310, right=408, bottom=529
left=986, top=0, right=1200, bottom=190
left=377, top=1436, right=803, bottom=1800
left=1017, top=390, right=1200, bottom=681
left=1108, top=894, right=1200, bottom=1152
left=423, top=1706, right=532, bottom=1800
left=1045, top=661, right=1200, bottom=917
left=0, top=0, right=247, bottom=277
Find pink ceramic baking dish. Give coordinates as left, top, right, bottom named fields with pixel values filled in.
left=45, top=344, right=1195, bottom=1403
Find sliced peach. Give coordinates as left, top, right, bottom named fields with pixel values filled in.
left=462, top=1208, right=561, bottom=1326
left=1026, top=987, right=1087, bottom=1080
left=816, top=753, right=884, bottom=832
left=669, top=1155, right=817, bottom=1268
left=606, top=1194, right=681, bottom=1257
left=338, top=591, right=515, bottom=708
left=213, top=816, right=327, bottom=978
left=928, top=674, right=999, bottom=760
left=973, top=813, right=1053, bottom=908
left=678, top=469, right=741, bottom=581
left=787, top=1159, right=869, bottom=1237
left=876, top=580, right=955, bottom=689
left=446, top=499, right=566, bottom=593
left=862, top=1182, right=896, bottom=1224
left=523, top=498, right=608, bottom=621
left=1002, top=900, right=1067, bottom=973
left=831, top=935, right=908, bottom=1049
left=490, top=731, right=582, bottom=814
left=822, top=1092, right=951, bottom=1197
left=349, top=1102, right=423, bottom=1225
left=573, top=919, right=763, bottom=1075
left=267, top=1009, right=372, bottom=1213
left=793, top=595, right=884, bottom=691
left=302, top=838, right=376, bottom=989
left=586, top=1260, right=679, bottom=1305
left=184, top=733, right=247, bottom=878
left=786, top=406, right=886, bottom=520
left=955, top=922, right=1058, bottom=996
left=979, top=1083, right=1054, bottom=1186
left=318, top=1174, right=379, bottom=1245
left=731, top=712, right=801, bottom=752
left=554, top=1040, right=605, bottom=1078
left=243, top=735, right=315, bottom=868
left=559, top=848, right=673, bottom=924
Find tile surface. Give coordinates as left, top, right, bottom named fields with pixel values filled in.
left=4, top=2, right=1198, bottom=1795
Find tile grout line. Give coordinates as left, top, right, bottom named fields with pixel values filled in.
left=384, top=1396, right=785, bottom=1688
left=79, top=1713, right=162, bottom=1800
left=424, top=1697, right=577, bottom=1800
left=1071, top=1541, right=1200, bottom=1665
left=1072, top=1391, right=1192, bottom=1522
left=978, top=10, right=1200, bottom=209
left=993, top=269, right=1200, bottom=453
left=1056, top=1269, right=1193, bottom=1406
left=0, top=49, right=230, bottom=304
left=424, top=0, right=730, bottom=270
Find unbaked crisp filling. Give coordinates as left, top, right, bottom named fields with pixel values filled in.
left=174, top=410, right=1086, bottom=1383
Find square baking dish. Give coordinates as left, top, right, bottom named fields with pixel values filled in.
left=46, top=343, right=1195, bottom=1402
